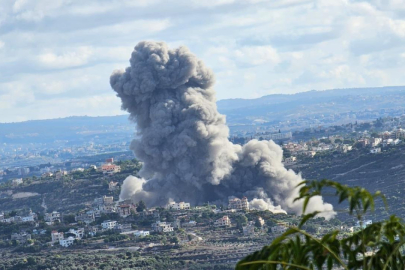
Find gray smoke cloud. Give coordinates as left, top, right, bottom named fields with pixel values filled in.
left=112, top=41, right=335, bottom=219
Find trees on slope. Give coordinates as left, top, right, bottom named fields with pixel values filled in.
left=237, top=179, right=405, bottom=270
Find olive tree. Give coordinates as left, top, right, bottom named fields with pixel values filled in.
left=236, top=179, right=405, bottom=270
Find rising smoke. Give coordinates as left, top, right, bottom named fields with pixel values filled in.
left=111, top=41, right=335, bottom=219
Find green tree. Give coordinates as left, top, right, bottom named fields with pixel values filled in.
left=236, top=179, right=405, bottom=270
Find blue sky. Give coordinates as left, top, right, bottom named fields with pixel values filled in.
left=1, top=0, right=405, bottom=122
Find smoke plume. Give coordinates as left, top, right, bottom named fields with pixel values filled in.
left=112, top=41, right=335, bottom=219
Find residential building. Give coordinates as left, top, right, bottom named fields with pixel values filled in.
left=45, top=211, right=61, bottom=224
left=67, top=228, right=84, bottom=239
left=243, top=222, right=255, bottom=236
left=101, top=164, right=121, bottom=174
left=59, top=236, right=75, bottom=247
left=214, top=216, right=231, bottom=227
left=182, top=220, right=197, bottom=227
left=133, top=230, right=150, bottom=237
left=283, top=156, right=297, bottom=165
left=371, top=138, right=382, bottom=147
left=108, top=181, right=119, bottom=191
left=11, top=232, right=31, bottom=244
left=12, top=178, right=23, bottom=186
left=87, top=226, right=98, bottom=237
left=51, top=231, right=64, bottom=243
left=152, top=221, right=174, bottom=233
left=228, top=197, right=249, bottom=211
left=115, top=223, right=132, bottom=232
left=103, top=195, right=114, bottom=205
left=166, top=201, right=191, bottom=210
left=101, top=220, right=117, bottom=230
left=118, top=204, right=132, bottom=217
left=75, top=212, right=95, bottom=225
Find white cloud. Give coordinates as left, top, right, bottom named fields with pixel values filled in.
left=38, top=47, right=93, bottom=69
left=1, top=0, right=405, bottom=121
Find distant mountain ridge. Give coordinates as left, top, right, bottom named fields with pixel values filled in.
left=2, top=86, right=405, bottom=143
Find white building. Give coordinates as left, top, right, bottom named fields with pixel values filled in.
left=101, top=220, right=117, bottom=230
left=371, top=138, right=382, bottom=147
left=152, top=221, right=174, bottom=233
left=214, top=216, right=231, bottom=227
left=166, top=201, right=191, bottom=210
left=45, top=211, right=61, bottom=224
left=22, top=215, right=35, bottom=222
left=133, top=230, right=150, bottom=237
left=67, top=228, right=84, bottom=239
left=283, top=156, right=297, bottom=165
left=12, top=178, right=23, bottom=186
left=59, top=236, right=75, bottom=247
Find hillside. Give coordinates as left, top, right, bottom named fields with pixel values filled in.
left=2, top=86, right=405, bottom=144
left=298, top=145, right=405, bottom=221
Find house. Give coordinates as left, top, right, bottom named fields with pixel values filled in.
left=108, top=181, right=119, bottom=191
left=228, top=197, right=249, bottom=211
left=182, top=220, right=197, bottom=227
left=21, top=216, right=34, bottom=222
left=370, top=148, right=381, bottom=154
left=283, top=156, right=297, bottom=165
left=371, top=138, right=382, bottom=147
left=59, top=236, right=75, bottom=247
left=103, top=195, right=114, bottom=205
left=87, top=226, right=99, bottom=237
left=45, top=211, right=61, bottom=224
left=75, top=212, right=95, bottom=225
left=51, top=231, right=64, bottom=243
left=115, top=223, right=132, bottom=232
left=214, top=216, right=231, bottom=227
left=11, top=232, right=31, bottom=244
left=21, top=210, right=36, bottom=223
left=67, top=228, right=84, bottom=239
left=118, top=204, right=132, bottom=217
left=166, top=201, right=191, bottom=210
left=243, top=222, right=255, bottom=236
left=11, top=178, right=23, bottom=186
left=98, top=204, right=117, bottom=214
left=152, top=221, right=174, bottom=233
left=101, top=220, right=117, bottom=230
left=133, top=230, right=150, bottom=237
left=101, top=164, right=121, bottom=174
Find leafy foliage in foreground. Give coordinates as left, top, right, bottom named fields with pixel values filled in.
left=236, top=179, right=405, bottom=270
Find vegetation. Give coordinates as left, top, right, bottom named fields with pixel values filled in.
left=236, top=179, right=405, bottom=270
